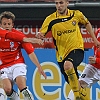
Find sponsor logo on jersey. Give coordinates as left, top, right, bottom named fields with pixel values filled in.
left=57, top=29, right=76, bottom=36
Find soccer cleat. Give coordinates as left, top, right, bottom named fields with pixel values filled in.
left=7, top=90, right=20, bottom=100
left=0, top=93, right=7, bottom=100
left=21, top=88, right=34, bottom=100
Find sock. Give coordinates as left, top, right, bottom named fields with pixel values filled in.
left=79, top=87, right=89, bottom=100
left=67, top=89, right=74, bottom=100
left=21, top=87, right=34, bottom=100
left=7, top=90, right=20, bottom=100
left=0, top=88, right=7, bottom=100
left=65, top=68, right=80, bottom=100
left=67, top=88, right=90, bottom=100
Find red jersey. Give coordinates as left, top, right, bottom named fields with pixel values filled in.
left=0, top=28, right=34, bottom=69
left=92, top=28, right=100, bottom=69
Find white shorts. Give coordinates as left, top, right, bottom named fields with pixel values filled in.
left=79, top=64, right=100, bottom=87
left=0, top=63, right=27, bottom=81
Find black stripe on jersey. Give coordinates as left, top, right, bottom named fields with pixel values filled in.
left=53, top=38, right=58, bottom=51
left=45, top=11, right=75, bottom=51
left=44, top=11, right=75, bottom=36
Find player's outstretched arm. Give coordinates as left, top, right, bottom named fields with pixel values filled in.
left=23, top=37, right=44, bottom=45
left=29, top=52, right=47, bottom=79
left=0, top=28, right=44, bottom=45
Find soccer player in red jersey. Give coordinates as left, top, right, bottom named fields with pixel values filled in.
left=79, top=28, right=100, bottom=90
left=0, top=11, right=46, bottom=100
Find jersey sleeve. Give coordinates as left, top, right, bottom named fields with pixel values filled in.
left=0, top=28, right=26, bottom=42
left=22, top=42, right=34, bottom=54
left=76, top=10, right=89, bottom=25
left=93, top=28, right=100, bottom=69
left=7, top=28, right=26, bottom=42
left=95, top=28, right=100, bottom=38
left=6, top=31, right=26, bottom=42
left=40, top=15, right=52, bottom=35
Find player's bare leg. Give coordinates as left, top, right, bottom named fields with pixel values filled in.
left=16, top=76, right=34, bottom=100
left=0, top=79, right=7, bottom=100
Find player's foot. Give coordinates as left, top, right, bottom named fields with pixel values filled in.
left=22, top=88, right=34, bottom=100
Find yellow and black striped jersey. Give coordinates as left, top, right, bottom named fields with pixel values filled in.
left=40, top=9, right=89, bottom=62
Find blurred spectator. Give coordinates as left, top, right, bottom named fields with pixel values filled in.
left=0, top=0, right=24, bottom=2
left=25, top=0, right=54, bottom=2
left=78, top=0, right=99, bottom=1
left=0, top=0, right=18, bottom=2
left=24, top=0, right=34, bottom=2
left=0, top=0, right=99, bottom=2
left=44, top=0, right=54, bottom=2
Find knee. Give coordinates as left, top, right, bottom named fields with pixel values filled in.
left=64, top=61, right=73, bottom=70
left=4, top=86, right=12, bottom=95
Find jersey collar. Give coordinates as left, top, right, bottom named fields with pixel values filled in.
left=56, top=9, right=71, bottom=18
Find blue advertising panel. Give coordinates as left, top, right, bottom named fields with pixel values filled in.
left=11, top=49, right=100, bottom=100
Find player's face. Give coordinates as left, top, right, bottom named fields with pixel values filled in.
left=0, top=17, right=14, bottom=31
left=55, top=0, right=69, bottom=15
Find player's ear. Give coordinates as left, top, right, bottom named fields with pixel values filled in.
left=12, top=23, right=14, bottom=27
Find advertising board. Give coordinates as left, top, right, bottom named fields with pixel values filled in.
left=13, top=49, right=100, bottom=100
left=15, top=20, right=100, bottom=49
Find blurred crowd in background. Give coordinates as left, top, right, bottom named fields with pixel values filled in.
left=0, top=0, right=99, bottom=2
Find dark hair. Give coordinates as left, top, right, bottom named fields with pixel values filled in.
left=0, top=11, right=15, bottom=23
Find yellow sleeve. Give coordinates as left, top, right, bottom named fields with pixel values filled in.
left=40, top=15, right=52, bottom=35
left=76, top=10, right=89, bottom=25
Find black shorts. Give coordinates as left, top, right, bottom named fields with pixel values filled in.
left=58, top=49, right=84, bottom=83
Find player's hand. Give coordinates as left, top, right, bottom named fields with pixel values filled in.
left=88, top=56, right=96, bottom=64
left=29, top=38, right=44, bottom=45
left=36, top=32, right=44, bottom=39
left=37, top=66, right=47, bottom=79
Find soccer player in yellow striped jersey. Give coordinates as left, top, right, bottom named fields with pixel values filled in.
left=36, top=0, right=100, bottom=100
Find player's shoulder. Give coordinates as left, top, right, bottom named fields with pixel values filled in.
left=68, top=9, right=82, bottom=16
left=96, top=28, right=100, bottom=34
left=74, top=10, right=83, bottom=16
left=96, top=28, right=100, bottom=38
left=45, top=11, right=57, bottom=20
left=69, top=9, right=80, bottom=13
left=12, top=28, right=23, bottom=34
left=97, top=28, right=100, bottom=31
left=72, top=9, right=84, bottom=17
